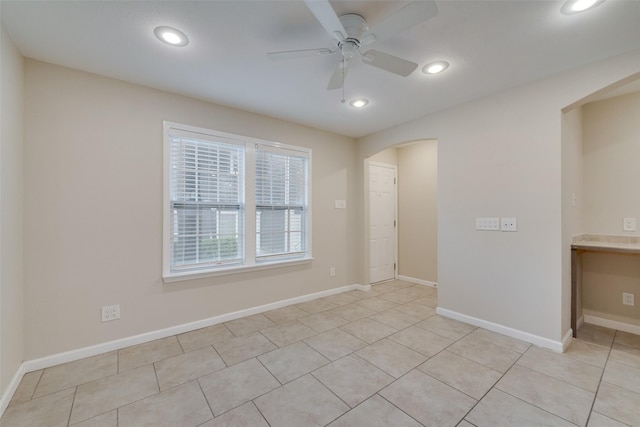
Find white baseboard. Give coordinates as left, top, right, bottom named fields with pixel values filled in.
left=20, top=283, right=371, bottom=375
left=0, top=284, right=370, bottom=419
left=436, top=307, right=565, bottom=353
left=0, top=363, right=26, bottom=417
left=583, top=314, right=640, bottom=336
left=397, top=275, right=437, bottom=288
left=561, top=329, right=574, bottom=352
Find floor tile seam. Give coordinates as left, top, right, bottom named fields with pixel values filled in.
left=456, top=343, right=532, bottom=424
left=348, top=392, right=429, bottom=427
left=25, top=369, right=44, bottom=403
left=89, top=376, right=163, bottom=423
left=333, top=351, right=398, bottom=383
left=195, top=376, right=217, bottom=424
left=28, top=377, right=112, bottom=403
left=584, top=331, right=617, bottom=427
left=412, top=322, right=476, bottom=342
left=253, top=373, right=347, bottom=424
left=589, top=410, right=634, bottom=427
left=443, top=344, right=510, bottom=374
left=199, top=376, right=277, bottom=419
left=245, top=401, right=272, bottom=427
left=255, top=354, right=287, bottom=387
left=415, top=367, right=483, bottom=402
left=384, top=336, right=429, bottom=358
left=308, top=369, right=366, bottom=411
left=599, top=378, right=640, bottom=396
left=491, top=386, right=584, bottom=427
left=512, top=359, right=603, bottom=394
left=356, top=336, right=429, bottom=372
left=374, top=384, right=429, bottom=426
left=64, top=386, right=78, bottom=427
left=200, top=343, right=229, bottom=371
left=468, top=330, right=532, bottom=355
left=151, top=360, right=161, bottom=393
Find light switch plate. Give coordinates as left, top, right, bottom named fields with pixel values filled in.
left=476, top=218, right=500, bottom=231
left=335, top=200, right=346, bottom=209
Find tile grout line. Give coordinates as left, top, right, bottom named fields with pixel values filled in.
left=583, top=329, right=617, bottom=427
left=456, top=341, right=533, bottom=425
left=64, top=387, right=78, bottom=427
left=375, top=392, right=428, bottom=427
left=195, top=377, right=216, bottom=424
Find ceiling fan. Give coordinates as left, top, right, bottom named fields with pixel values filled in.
left=267, top=0, right=438, bottom=91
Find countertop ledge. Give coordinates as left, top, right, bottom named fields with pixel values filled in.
left=572, top=234, right=640, bottom=253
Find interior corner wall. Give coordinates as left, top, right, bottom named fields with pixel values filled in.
left=357, top=48, right=640, bottom=344
left=0, top=22, right=25, bottom=394
left=397, top=141, right=437, bottom=283
left=23, top=59, right=359, bottom=360
left=561, top=107, right=583, bottom=334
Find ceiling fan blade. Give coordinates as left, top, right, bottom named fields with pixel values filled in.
left=362, top=0, right=438, bottom=45
left=327, top=61, right=347, bottom=90
left=304, top=0, right=347, bottom=41
left=361, top=50, right=418, bottom=77
left=267, top=48, right=335, bottom=61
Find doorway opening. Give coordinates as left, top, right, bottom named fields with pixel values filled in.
left=366, top=140, right=438, bottom=286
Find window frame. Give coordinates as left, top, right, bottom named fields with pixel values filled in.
left=163, top=121, right=312, bottom=282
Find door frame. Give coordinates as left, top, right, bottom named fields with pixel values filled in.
left=367, top=160, right=398, bottom=284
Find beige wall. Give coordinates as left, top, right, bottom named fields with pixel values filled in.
left=0, top=22, right=24, bottom=394
left=397, top=141, right=437, bottom=283
left=23, top=60, right=359, bottom=359
left=358, top=48, right=640, bottom=343
left=580, top=92, right=640, bottom=325
left=369, top=147, right=397, bottom=165
left=582, top=93, right=640, bottom=235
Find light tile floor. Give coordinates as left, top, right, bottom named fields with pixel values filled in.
left=3, top=280, right=640, bottom=427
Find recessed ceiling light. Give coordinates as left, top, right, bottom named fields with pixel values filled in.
left=349, top=98, right=369, bottom=108
left=561, top=0, right=604, bottom=14
left=154, top=26, right=189, bottom=47
left=422, top=60, right=450, bottom=75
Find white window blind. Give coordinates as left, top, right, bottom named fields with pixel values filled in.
left=164, top=122, right=312, bottom=281
left=169, top=131, right=244, bottom=271
left=255, top=145, right=308, bottom=260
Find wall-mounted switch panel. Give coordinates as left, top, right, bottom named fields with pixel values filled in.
left=329, top=267, right=336, bottom=277
left=476, top=218, right=500, bottom=231
left=335, top=200, right=346, bottom=209
left=623, top=217, right=636, bottom=232
left=501, top=218, right=517, bottom=232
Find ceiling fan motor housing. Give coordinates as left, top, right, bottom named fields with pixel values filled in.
left=337, top=13, right=368, bottom=59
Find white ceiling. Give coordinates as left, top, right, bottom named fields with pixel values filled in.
left=2, top=0, right=640, bottom=138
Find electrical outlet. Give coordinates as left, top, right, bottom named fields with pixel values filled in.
left=501, top=217, right=517, bottom=232
left=623, top=218, right=637, bottom=232
left=329, top=267, right=336, bottom=277
left=622, top=293, right=635, bottom=306
left=101, top=304, right=121, bottom=322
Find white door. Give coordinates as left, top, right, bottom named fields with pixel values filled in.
left=369, top=162, right=397, bottom=284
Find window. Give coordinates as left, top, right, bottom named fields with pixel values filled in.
left=163, top=122, right=311, bottom=281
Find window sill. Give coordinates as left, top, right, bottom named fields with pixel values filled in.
left=162, top=257, right=313, bottom=283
